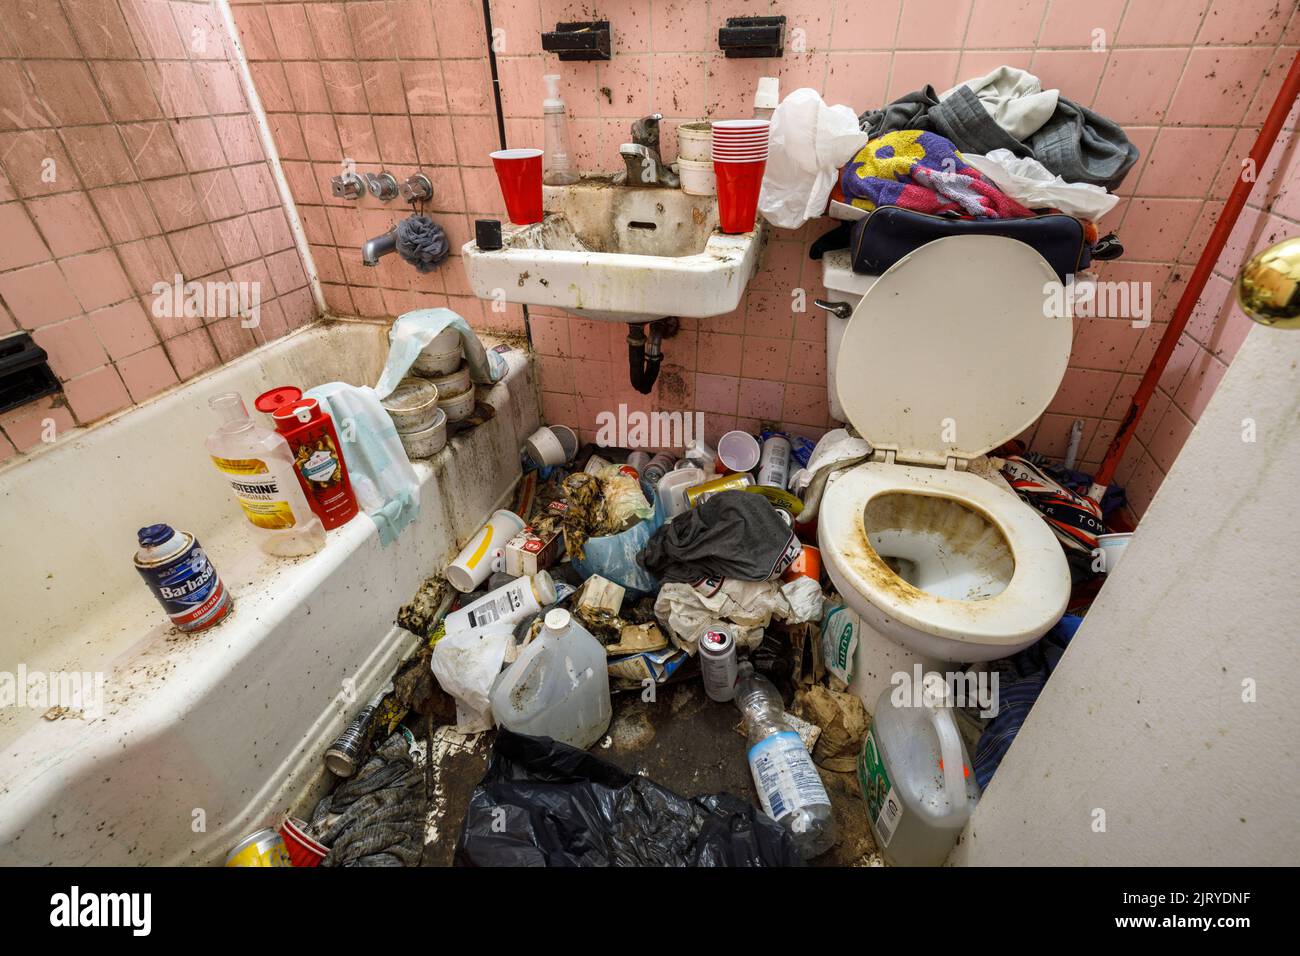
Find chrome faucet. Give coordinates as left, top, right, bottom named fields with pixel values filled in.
left=361, top=230, right=397, bottom=266
left=614, top=113, right=679, bottom=188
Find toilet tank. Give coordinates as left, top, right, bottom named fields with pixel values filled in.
left=820, top=249, right=879, bottom=422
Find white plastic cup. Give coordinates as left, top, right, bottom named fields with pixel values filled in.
left=549, top=424, right=579, bottom=461
left=717, top=430, right=761, bottom=473
left=677, top=157, right=716, bottom=196
left=445, top=509, right=526, bottom=592
left=525, top=425, right=566, bottom=466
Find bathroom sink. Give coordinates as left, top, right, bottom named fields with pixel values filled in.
left=461, top=180, right=764, bottom=323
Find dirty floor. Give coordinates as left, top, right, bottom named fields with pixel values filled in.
left=421, top=679, right=880, bottom=866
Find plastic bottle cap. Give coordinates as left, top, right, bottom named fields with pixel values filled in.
left=137, top=524, right=174, bottom=548
left=543, top=74, right=564, bottom=112
left=544, top=607, right=569, bottom=632
left=254, top=385, right=303, bottom=414
left=534, top=570, right=557, bottom=607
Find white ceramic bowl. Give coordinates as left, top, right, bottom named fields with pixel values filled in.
left=421, top=361, right=471, bottom=398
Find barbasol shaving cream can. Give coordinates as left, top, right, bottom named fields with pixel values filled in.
left=134, top=523, right=232, bottom=632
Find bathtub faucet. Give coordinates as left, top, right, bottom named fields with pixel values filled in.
left=361, top=230, right=398, bottom=266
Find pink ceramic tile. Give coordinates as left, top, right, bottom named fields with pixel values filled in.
left=1093, top=49, right=1189, bottom=126
left=413, top=115, right=460, bottom=166
left=896, top=0, right=973, bottom=49
left=27, top=61, right=109, bottom=127
left=1038, top=0, right=1127, bottom=46
left=1047, top=367, right=1122, bottom=417
left=1070, top=318, right=1145, bottom=372
left=888, top=51, right=962, bottom=100
left=1144, top=400, right=1196, bottom=472
left=63, top=365, right=131, bottom=424
left=150, top=61, right=210, bottom=119
left=1244, top=45, right=1300, bottom=127
left=1120, top=198, right=1203, bottom=262
left=33, top=318, right=109, bottom=379
left=0, top=261, right=84, bottom=329
left=1173, top=346, right=1228, bottom=421
left=59, top=125, right=135, bottom=190
left=695, top=372, right=741, bottom=415
left=956, top=49, right=1036, bottom=81
left=0, top=61, right=51, bottom=132
left=336, top=115, right=380, bottom=164
left=1117, top=0, right=1210, bottom=46
left=965, top=0, right=1046, bottom=48
left=443, top=59, right=495, bottom=116
left=708, top=55, right=774, bottom=118
left=194, top=61, right=249, bottom=115
left=304, top=2, right=355, bottom=58
left=61, top=249, right=133, bottom=313
left=782, top=382, right=829, bottom=427
left=825, top=53, right=891, bottom=115
left=741, top=336, right=791, bottom=380
left=1027, top=51, right=1107, bottom=108
left=0, top=130, right=83, bottom=198
left=2, top=399, right=76, bottom=452
left=1167, top=46, right=1275, bottom=127
left=652, top=0, right=713, bottom=51
left=829, top=0, right=900, bottom=50
left=743, top=291, right=797, bottom=338
left=374, top=116, right=419, bottom=165
left=88, top=298, right=159, bottom=360
left=264, top=2, right=316, bottom=60
left=651, top=55, right=710, bottom=120
left=738, top=378, right=786, bottom=420
left=1136, top=127, right=1235, bottom=199
left=8, top=0, right=81, bottom=57
left=142, top=176, right=205, bottom=233
left=786, top=339, right=826, bottom=386
left=0, top=202, right=50, bottom=270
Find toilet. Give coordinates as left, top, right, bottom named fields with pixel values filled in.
left=815, top=236, right=1073, bottom=704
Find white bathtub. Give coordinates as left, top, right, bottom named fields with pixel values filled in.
left=0, top=319, right=539, bottom=865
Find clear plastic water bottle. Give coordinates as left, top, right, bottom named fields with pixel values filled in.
left=735, top=662, right=836, bottom=859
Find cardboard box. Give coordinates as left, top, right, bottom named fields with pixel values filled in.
left=503, top=525, right=563, bottom=576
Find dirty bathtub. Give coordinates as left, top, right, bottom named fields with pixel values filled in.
left=0, top=318, right=538, bottom=865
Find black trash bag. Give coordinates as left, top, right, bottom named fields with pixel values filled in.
left=454, top=730, right=802, bottom=867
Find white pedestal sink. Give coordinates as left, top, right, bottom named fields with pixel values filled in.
left=461, top=179, right=765, bottom=323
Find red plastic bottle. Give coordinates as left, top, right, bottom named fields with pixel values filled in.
left=254, top=387, right=358, bottom=530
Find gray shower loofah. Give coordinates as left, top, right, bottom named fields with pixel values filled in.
left=394, top=214, right=449, bottom=273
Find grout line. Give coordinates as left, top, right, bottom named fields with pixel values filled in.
left=214, top=0, right=324, bottom=315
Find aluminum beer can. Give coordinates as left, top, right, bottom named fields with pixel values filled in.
left=699, top=624, right=738, bottom=702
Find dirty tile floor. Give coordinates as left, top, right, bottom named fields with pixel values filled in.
left=421, top=679, right=880, bottom=867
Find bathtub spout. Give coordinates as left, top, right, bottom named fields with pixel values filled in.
left=362, top=230, right=398, bottom=266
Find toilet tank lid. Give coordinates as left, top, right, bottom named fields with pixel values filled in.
left=821, top=249, right=880, bottom=299
left=835, top=235, right=1072, bottom=463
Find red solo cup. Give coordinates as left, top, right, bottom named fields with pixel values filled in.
left=280, top=817, right=328, bottom=867
left=712, top=149, right=768, bottom=160
left=712, top=119, right=770, bottom=132
left=714, top=157, right=766, bottom=234
left=490, top=148, right=544, bottom=225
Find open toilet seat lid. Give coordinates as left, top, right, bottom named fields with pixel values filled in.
left=835, top=235, right=1072, bottom=463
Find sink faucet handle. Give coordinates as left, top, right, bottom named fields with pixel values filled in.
left=631, top=113, right=664, bottom=150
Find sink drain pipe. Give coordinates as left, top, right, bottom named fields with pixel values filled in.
left=627, top=322, right=664, bottom=394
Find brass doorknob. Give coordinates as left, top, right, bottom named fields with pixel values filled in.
left=1236, top=236, right=1300, bottom=329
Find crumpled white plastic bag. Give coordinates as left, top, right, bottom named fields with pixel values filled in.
left=963, top=148, right=1118, bottom=221
left=789, top=428, right=874, bottom=524
left=655, top=575, right=824, bottom=655
left=758, top=88, right=869, bottom=230
left=429, top=625, right=514, bottom=733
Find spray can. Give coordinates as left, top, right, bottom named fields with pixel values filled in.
left=134, top=524, right=232, bottom=632
left=756, top=434, right=792, bottom=490
left=324, top=682, right=392, bottom=777
left=699, top=624, right=739, bottom=702
left=641, top=452, right=675, bottom=487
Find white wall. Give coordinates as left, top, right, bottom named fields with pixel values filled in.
left=953, top=322, right=1300, bottom=866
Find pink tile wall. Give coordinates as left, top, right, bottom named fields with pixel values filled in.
left=225, top=0, right=1298, bottom=521
left=0, top=0, right=315, bottom=466
left=227, top=0, right=527, bottom=335
left=495, top=0, right=1299, bottom=518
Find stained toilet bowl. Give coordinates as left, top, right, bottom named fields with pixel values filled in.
left=816, top=235, right=1076, bottom=700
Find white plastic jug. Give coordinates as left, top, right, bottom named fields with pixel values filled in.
left=489, top=609, right=611, bottom=750
left=858, top=673, right=980, bottom=866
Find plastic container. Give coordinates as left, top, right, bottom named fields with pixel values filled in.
left=858, top=673, right=980, bottom=866
left=490, top=608, right=612, bottom=749
left=412, top=327, right=463, bottom=377
left=542, top=74, right=579, bottom=186
left=446, top=509, right=526, bottom=592
left=257, top=388, right=359, bottom=530
left=491, top=148, right=544, bottom=225
left=381, top=378, right=440, bottom=433
left=399, top=407, right=447, bottom=459
left=677, top=157, right=716, bottom=196
left=656, top=466, right=706, bottom=521
left=422, top=362, right=471, bottom=397
left=438, top=385, right=476, bottom=423
left=676, top=122, right=713, bottom=162
left=735, top=661, right=836, bottom=859
left=444, top=570, right=557, bottom=638
left=205, top=392, right=325, bottom=557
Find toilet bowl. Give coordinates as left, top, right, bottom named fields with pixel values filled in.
left=816, top=236, right=1073, bottom=700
